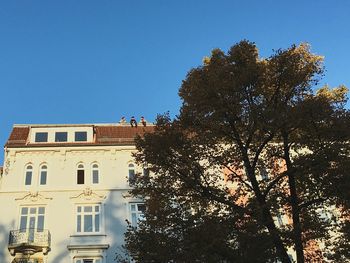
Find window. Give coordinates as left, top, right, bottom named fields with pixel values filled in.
left=75, top=131, right=87, bottom=142
left=128, top=164, right=135, bottom=186
left=19, top=206, right=45, bottom=232
left=92, top=164, right=99, bottom=184
left=39, top=165, right=47, bottom=185
left=77, top=164, right=85, bottom=184
left=25, top=165, right=33, bottom=185
left=35, top=132, right=48, bottom=142
left=130, top=203, right=145, bottom=227
left=55, top=132, right=68, bottom=142
left=277, top=212, right=284, bottom=226
left=76, top=205, right=101, bottom=233
left=320, top=208, right=333, bottom=220
left=143, top=166, right=150, bottom=177
left=259, top=166, right=269, bottom=181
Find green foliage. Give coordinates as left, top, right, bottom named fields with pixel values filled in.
left=118, top=41, right=350, bottom=263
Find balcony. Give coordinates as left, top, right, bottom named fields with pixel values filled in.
left=8, top=229, right=51, bottom=256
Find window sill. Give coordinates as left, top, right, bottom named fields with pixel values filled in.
left=70, top=233, right=106, bottom=237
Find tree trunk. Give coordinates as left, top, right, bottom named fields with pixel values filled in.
left=261, top=204, right=292, bottom=263
left=245, top=165, right=292, bottom=263
left=282, top=132, right=305, bottom=263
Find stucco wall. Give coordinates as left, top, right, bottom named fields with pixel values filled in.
left=0, top=144, right=142, bottom=263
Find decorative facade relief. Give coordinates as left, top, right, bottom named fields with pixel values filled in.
left=70, top=187, right=106, bottom=202
left=15, top=192, right=53, bottom=203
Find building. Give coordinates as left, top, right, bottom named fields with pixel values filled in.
left=0, top=123, right=154, bottom=263
left=0, top=122, right=335, bottom=263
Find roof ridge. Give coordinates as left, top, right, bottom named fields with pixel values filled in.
left=13, top=123, right=155, bottom=128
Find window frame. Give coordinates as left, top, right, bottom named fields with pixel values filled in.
left=35, top=132, right=48, bottom=143
left=129, top=202, right=145, bottom=227
left=18, top=205, right=46, bottom=232
left=143, top=165, right=150, bottom=177
left=39, top=164, right=48, bottom=185
left=276, top=211, right=284, bottom=226
left=259, top=166, right=269, bottom=181
left=24, top=164, right=33, bottom=186
left=55, top=131, right=68, bottom=142
left=77, top=164, right=85, bottom=185
left=128, top=163, right=136, bottom=186
left=91, top=163, right=99, bottom=184
left=75, top=131, right=88, bottom=142
left=75, top=204, right=102, bottom=234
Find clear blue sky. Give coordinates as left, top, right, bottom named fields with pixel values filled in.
left=1, top=1, right=349, bottom=163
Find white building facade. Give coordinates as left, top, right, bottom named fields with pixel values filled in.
left=0, top=123, right=153, bottom=263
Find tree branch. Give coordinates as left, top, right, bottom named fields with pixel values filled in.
left=298, top=197, right=327, bottom=211
left=172, top=166, right=246, bottom=213
left=252, top=132, right=275, bottom=169
left=224, top=164, right=254, bottom=191
left=262, top=173, right=288, bottom=198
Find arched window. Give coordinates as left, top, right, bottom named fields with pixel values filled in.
left=24, top=165, right=33, bottom=185
left=77, top=164, right=85, bottom=184
left=39, top=165, right=48, bottom=185
left=128, top=164, right=135, bottom=186
left=143, top=165, right=150, bottom=177
left=92, top=164, right=99, bottom=184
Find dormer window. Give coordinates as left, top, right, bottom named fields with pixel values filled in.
left=75, top=132, right=87, bottom=142
left=35, top=132, right=48, bottom=142
left=30, top=127, right=91, bottom=143
left=55, top=132, right=68, bottom=142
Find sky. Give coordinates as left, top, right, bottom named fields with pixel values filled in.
left=0, top=0, right=349, bottom=163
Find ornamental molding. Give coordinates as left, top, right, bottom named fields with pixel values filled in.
left=70, top=187, right=106, bottom=202
left=4, top=159, right=10, bottom=175
left=15, top=191, right=53, bottom=203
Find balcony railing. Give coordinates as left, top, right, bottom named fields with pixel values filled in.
left=8, top=229, right=51, bottom=255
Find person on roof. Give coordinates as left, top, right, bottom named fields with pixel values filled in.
left=119, top=116, right=127, bottom=125
left=140, top=116, right=147, bottom=127
left=130, top=116, right=137, bottom=127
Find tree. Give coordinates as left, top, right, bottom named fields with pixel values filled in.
left=119, top=41, right=350, bottom=263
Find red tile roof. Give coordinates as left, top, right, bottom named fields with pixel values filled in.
left=5, top=127, right=29, bottom=146
left=95, top=126, right=154, bottom=143
left=5, top=125, right=155, bottom=147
